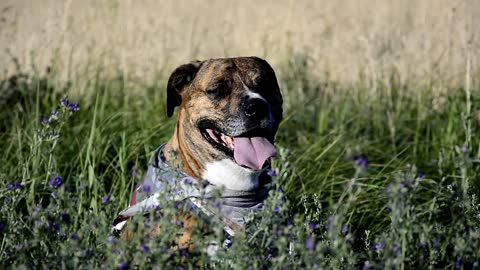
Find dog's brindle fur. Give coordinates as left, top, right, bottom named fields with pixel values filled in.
left=125, top=57, right=282, bottom=249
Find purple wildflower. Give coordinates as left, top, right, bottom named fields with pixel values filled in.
left=107, top=236, right=116, bottom=243
left=392, top=243, right=401, bottom=254
left=60, top=213, right=70, bottom=223
left=51, top=110, right=59, bottom=116
left=49, top=176, right=62, bottom=189
left=61, top=98, right=70, bottom=106
left=417, top=172, right=425, bottom=179
left=455, top=257, right=462, bottom=269
left=473, top=261, right=478, bottom=268
left=35, top=220, right=43, bottom=228
left=375, top=242, right=385, bottom=251
left=447, top=183, right=455, bottom=189
left=40, top=116, right=50, bottom=125
left=85, top=249, right=94, bottom=257
left=179, top=248, right=188, bottom=257
left=286, top=218, right=293, bottom=226
left=305, top=235, right=315, bottom=250
left=342, top=224, right=349, bottom=233
left=115, top=262, right=128, bottom=270
left=353, top=155, right=368, bottom=169
left=68, top=102, right=80, bottom=112
left=102, top=193, right=111, bottom=204
left=6, top=182, right=22, bottom=190
left=176, top=220, right=184, bottom=228
left=400, top=181, right=409, bottom=188
left=181, top=177, right=194, bottom=184
left=140, top=244, right=150, bottom=253
left=142, top=184, right=151, bottom=193
left=267, top=169, right=277, bottom=177
left=308, top=222, right=320, bottom=230
left=214, top=200, right=223, bottom=210
left=461, top=144, right=468, bottom=153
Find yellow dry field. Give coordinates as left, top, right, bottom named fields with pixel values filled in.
left=1, top=0, right=479, bottom=89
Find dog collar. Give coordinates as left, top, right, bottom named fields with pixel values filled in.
left=112, top=144, right=273, bottom=240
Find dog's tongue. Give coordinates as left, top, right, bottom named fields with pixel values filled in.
left=234, top=137, right=276, bottom=170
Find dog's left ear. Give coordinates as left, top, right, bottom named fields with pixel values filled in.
left=166, top=60, right=204, bottom=117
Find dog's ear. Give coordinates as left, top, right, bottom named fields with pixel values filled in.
left=166, top=60, right=204, bottom=117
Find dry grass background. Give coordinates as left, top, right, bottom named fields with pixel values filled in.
left=1, top=0, right=479, bottom=90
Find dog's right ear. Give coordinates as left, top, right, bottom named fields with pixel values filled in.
left=166, top=60, right=204, bottom=117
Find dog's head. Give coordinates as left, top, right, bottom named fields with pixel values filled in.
left=166, top=57, right=282, bottom=190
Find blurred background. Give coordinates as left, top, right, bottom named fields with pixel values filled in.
left=1, top=0, right=479, bottom=90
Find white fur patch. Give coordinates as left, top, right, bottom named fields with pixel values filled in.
left=202, top=159, right=262, bottom=191
left=246, top=91, right=265, bottom=101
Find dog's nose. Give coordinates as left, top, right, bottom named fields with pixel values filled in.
left=244, top=98, right=269, bottom=119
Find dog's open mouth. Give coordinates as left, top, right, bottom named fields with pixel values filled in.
left=200, top=123, right=277, bottom=171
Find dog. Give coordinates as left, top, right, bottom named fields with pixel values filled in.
left=112, top=56, right=283, bottom=251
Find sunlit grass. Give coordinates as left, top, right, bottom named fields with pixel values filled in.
left=0, top=58, right=479, bottom=268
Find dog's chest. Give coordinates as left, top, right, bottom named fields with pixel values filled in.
left=202, top=159, right=262, bottom=191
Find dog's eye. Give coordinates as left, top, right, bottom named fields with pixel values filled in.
left=206, top=86, right=228, bottom=98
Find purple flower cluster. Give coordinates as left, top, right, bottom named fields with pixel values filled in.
left=40, top=116, right=50, bottom=125
left=308, top=222, right=320, bottom=230
left=353, top=155, right=368, bottom=170
left=49, top=176, right=62, bottom=189
left=60, top=97, right=80, bottom=112
left=6, top=182, right=23, bottom=190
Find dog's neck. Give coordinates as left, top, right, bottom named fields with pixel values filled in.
left=164, top=120, right=262, bottom=191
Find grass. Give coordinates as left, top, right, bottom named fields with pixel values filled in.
left=0, top=55, right=479, bottom=269
left=1, top=0, right=479, bottom=87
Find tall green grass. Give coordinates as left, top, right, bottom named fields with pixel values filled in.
left=0, top=57, right=479, bottom=269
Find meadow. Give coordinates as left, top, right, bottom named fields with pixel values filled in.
left=1, top=0, right=480, bottom=269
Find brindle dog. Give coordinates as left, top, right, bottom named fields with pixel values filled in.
left=119, top=56, right=283, bottom=250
